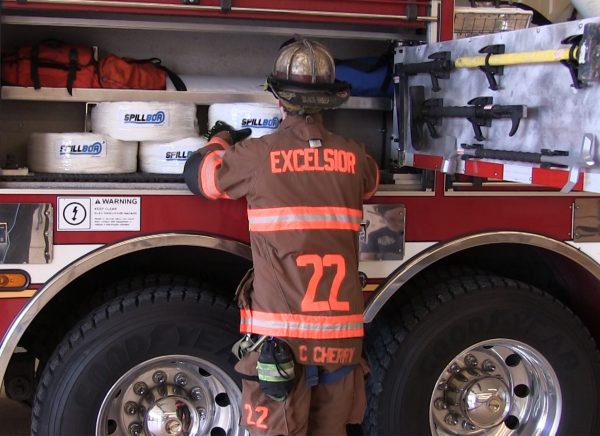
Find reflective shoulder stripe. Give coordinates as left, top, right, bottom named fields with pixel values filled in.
left=209, top=136, right=231, bottom=150
left=247, top=206, right=363, bottom=232
left=199, top=149, right=231, bottom=200
left=240, top=309, right=364, bottom=339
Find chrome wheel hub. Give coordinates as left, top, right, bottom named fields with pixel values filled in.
left=146, top=396, right=199, bottom=436
left=445, top=368, right=511, bottom=429
left=430, top=339, right=562, bottom=435
left=96, top=355, right=244, bottom=436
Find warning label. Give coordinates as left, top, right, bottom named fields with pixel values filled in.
left=58, top=196, right=141, bottom=231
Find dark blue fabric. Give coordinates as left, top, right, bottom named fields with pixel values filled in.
left=305, top=364, right=356, bottom=387
left=335, top=57, right=393, bottom=98
left=305, top=365, right=320, bottom=387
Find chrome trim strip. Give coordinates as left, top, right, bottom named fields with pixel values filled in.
left=0, top=233, right=251, bottom=381
left=364, top=231, right=600, bottom=323
left=3, top=1, right=437, bottom=22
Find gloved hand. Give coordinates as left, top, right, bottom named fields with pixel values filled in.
left=205, top=120, right=252, bottom=143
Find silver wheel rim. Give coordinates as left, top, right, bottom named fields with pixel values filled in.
left=430, top=339, right=562, bottom=435
left=96, top=355, right=244, bottom=436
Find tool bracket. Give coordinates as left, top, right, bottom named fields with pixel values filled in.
left=478, top=44, right=505, bottom=90
left=561, top=34, right=584, bottom=89
left=427, top=51, right=453, bottom=92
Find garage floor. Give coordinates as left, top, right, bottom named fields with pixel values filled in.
left=0, top=386, right=30, bottom=436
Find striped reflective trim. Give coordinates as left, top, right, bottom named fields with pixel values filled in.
left=247, top=206, right=363, bottom=232
left=209, top=136, right=231, bottom=150
left=240, top=309, right=364, bottom=339
left=199, top=149, right=231, bottom=200
left=256, top=361, right=295, bottom=382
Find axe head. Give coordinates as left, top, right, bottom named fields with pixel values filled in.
left=579, top=23, right=600, bottom=84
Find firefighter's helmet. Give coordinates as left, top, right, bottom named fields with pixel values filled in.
left=266, top=38, right=351, bottom=114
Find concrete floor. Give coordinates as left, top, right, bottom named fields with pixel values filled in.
left=0, top=386, right=30, bottom=436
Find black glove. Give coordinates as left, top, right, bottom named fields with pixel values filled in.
left=205, top=120, right=252, bottom=143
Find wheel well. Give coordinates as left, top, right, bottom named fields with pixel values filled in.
left=20, top=245, right=251, bottom=365
left=374, top=242, right=600, bottom=347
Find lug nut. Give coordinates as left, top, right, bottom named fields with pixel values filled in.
left=197, top=407, right=207, bottom=420
left=128, top=422, right=143, bottom=436
left=482, top=359, right=496, bottom=372
left=153, top=370, right=167, bottom=385
left=437, top=381, right=448, bottom=391
left=462, top=420, right=476, bottom=430
left=448, top=363, right=461, bottom=374
left=191, top=387, right=203, bottom=401
left=124, top=401, right=138, bottom=415
left=174, top=372, right=188, bottom=386
left=444, top=413, right=459, bottom=426
left=133, top=382, right=148, bottom=396
left=434, top=398, right=447, bottom=410
left=464, top=354, right=478, bottom=367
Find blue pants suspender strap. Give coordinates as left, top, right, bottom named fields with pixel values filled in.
left=305, top=364, right=356, bottom=387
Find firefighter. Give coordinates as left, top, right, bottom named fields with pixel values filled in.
left=184, top=38, right=379, bottom=435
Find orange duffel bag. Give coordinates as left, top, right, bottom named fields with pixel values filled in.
left=1, top=39, right=100, bottom=94
left=98, top=54, right=186, bottom=91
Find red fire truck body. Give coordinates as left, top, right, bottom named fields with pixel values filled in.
left=1, top=1, right=600, bottom=435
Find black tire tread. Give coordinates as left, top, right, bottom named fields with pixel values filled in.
left=363, top=267, right=600, bottom=435
left=31, top=273, right=237, bottom=436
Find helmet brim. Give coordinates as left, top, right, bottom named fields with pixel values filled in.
left=266, top=76, right=351, bottom=113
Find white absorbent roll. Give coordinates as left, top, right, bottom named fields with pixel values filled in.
left=91, top=101, right=198, bottom=141
left=28, top=133, right=138, bottom=174
left=139, top=136, right=208, bottom=174
left=208, top=103, right=281, bottom=138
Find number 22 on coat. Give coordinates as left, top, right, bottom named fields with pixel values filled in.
left=296, top=254, right=350, bottom=312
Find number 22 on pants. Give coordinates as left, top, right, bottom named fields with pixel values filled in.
left=244, top=403, right=269, bottom=429
left=296, top=254, right=350, bottom=312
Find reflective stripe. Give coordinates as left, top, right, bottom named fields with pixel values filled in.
left=240, top=309, right=364, bottom=339
left=199, top=149, right=231, bottom=200
left=209, top=136, right=231, bottom=150
left=256, top=362, right=295, bottom=381
left=247, top=206, right=363, bottom=232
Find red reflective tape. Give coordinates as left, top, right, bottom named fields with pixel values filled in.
left=199, top=150, right=231, bottom=200
left=208, top=136, right=231, bottom=150
left=248, top=206, right=362, bottom=232
left=464, top=160, right=504, bottom=180
left=250, top=221, right=361, bottom=231
left=241, top=309, right=363, bottom=325
left=531, top=167, right=583, bottom=190
left=413, top=154, right=443, bottom=171
left=240, top=309, right=364, bottom=339
left=240, top=324, right=364, bottom=339
left=248, top=206, right=362, bottom=218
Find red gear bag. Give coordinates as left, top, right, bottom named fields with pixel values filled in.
left=1, top=40, right=100, bottom=94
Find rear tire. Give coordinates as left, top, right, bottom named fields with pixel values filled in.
left=364, top=273, right=600, bottom=435
left=31, top=280, right=244, bottom=436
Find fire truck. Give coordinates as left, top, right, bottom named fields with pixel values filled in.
left=1, top=0, right=600, bottom=435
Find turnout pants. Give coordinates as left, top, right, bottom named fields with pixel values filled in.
left=235, top=352, right=368, bottom=436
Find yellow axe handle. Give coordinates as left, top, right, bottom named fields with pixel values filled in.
left=455, top=47, right=579, bottom=68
